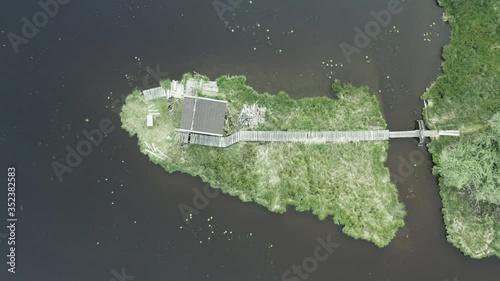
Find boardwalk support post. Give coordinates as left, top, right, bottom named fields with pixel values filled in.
left=417, top=120, right=425, bottom=146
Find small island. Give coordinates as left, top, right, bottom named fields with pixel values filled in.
left=121, top=74, right=408, bottom=247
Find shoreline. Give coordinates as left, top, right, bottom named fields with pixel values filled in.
left=120, top=74, right=407, bottom=247
left=421, top=0, right=500, bottom=258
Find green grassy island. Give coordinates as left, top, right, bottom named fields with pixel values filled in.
left=422, top=0, right=500, bottom=258
left=121, top=74, right=406, bottom=247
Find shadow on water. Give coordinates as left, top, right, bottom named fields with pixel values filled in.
left=0, top=0, right=498, bottom=280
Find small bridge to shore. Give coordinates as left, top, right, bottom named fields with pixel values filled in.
left=389, top=120, right=459, bottom=146
left=176, top=120, right=459, bottom=148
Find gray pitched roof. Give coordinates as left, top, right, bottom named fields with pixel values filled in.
left=179, top=96, right=227, bottom=136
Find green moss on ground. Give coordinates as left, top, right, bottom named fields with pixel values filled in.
left=121, top=75, right=406, bottom=247
left=422, top=0, right=500, bottom=258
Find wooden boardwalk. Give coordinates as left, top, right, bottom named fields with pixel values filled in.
left=176, top=129, right=460, bottom=148
left=175, top=120, right=460, bottom=148
left=177, top=130, right=391, bottom=147
left=389, top=120, right=460, bottom=146
left=389, top=130, right=460, bottom=138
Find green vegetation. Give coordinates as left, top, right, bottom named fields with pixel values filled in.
left=160, top=79, right=171, bottom=90
left=422, top=0, right=500, bottom=258
left=121, top=75, right=406, bottom=247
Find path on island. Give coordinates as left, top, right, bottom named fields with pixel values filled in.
left=176, top=120, right=459, bottom=148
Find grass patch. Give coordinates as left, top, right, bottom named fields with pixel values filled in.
left=121, top=74, right=406, bottom=247
left=160, top=79, right=171, bottom=90
left=422, top=0, right=500, bottom=258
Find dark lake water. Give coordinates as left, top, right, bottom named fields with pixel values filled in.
left=0, top=0, right=498, bottom=280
